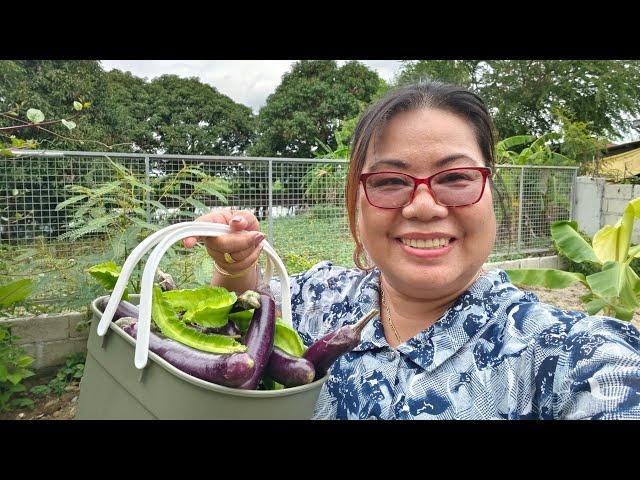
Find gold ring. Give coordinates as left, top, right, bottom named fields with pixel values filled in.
left=223, top=252, right=236, bottom=264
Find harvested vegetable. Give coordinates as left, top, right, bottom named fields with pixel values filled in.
left=189, top=320, right=241, bottom=338
left=274, top=320, right=305, bottom=357
left=123, top=322, right=255, bottom=388
left=151, top=286, right=247, bottom=354
left=97, top=296, right=139, bottom=321
left=163, top=286, right=237, bottom=328
left=236, top=293, right=276, bottom=390
left=266, top=347, right=315, bottom=387
left=303, top=309, right=378, bottom=378
left=230, top=290, right=261, bottom=313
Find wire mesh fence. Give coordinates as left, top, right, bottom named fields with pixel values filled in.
left=1, top=150, right=577, bottom=267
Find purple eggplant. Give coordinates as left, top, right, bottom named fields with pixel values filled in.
left=266, top=347, right=315, bottom=387
left=97, top=296, right=140, bottom=321
left=236, top=293, right=276, bottom=390
left=188, top=320, right=241, bottom=338
left=303, top=309, right=378, bottom=379
left=123, top=322, right=255, bottom=388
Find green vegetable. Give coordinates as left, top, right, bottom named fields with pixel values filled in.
left=163, top=286, right=237, bottom=328
left=229, top=309, right=254, bottom=333
left=151, top=286, right=246, bottom=354
left=274, top=319, right=305, bottom=357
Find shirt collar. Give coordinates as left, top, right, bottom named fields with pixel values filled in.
left=350, top=268, right=517, bottom=371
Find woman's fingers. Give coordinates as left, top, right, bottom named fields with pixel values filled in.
left=205, top=230, right=265, bottom=263
left=182, top=209, right=261, bottom=249
left=182, top=211, right=228, bottom=248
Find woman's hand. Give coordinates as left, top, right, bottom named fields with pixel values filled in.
left=183, top=209, right=265, bottom=278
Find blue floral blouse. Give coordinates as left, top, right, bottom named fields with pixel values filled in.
left=269, top=261, right=640, bottom=420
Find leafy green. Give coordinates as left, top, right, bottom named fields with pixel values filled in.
left=0, top=279, right=34, bottom=308
left=163, top=286, right=237, bottom=328
left=87, top=261, right=128, bottom=300
left=274, top=319, right=305, bottom=357
left=151, top=286, right=245, bottom=354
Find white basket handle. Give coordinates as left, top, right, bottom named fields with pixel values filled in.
left=95, top=221, right=292, bottom=370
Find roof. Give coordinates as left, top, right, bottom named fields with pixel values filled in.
left=600, top=146, right=640, bottom=176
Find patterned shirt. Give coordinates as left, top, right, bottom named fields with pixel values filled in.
left=269, top=261, right=640, bottom=420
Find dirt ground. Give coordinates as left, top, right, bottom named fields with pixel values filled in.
left=0, top=374, right=80, bottom=421
left=522, top=282, right=640, bottom=331
left=2, top=284, right=639, bottom=421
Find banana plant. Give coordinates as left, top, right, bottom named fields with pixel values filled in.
left=506, top=197, right=640, bottom=321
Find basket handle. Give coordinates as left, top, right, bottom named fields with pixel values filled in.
left=133, top=223, right=291, bottom=369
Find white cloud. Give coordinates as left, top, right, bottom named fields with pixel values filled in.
left=100, top=60, right=403, bottom=114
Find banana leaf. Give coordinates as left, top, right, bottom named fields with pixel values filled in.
left=505, top=268, right=586, bottom=289
left=550, top=221, right=600, bottom=265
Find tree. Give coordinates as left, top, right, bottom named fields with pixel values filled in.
left=0, top=60, right=117, bottom=151
left=250, top=60, right=381, bottom=158
left=396, top=60, right=640, bottom=141
left=145, top=75, right=256, bottom=156
left=101, top=69, right=156, bottom=152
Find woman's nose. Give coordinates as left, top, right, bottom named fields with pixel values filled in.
left=401, top=184, right=449, bottom=220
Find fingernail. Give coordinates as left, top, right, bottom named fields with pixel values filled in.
left=230, top=215, right=243, bottom=223
left=254, top=233, right=265, bottom=246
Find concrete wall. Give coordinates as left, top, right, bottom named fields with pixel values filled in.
left=0, top=311, right=90, bottom=374
left=484, top=254, right=568, bottom=272
left=573, top=177, right=640, bottom=242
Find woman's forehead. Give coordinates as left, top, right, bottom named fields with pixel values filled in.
left=365, top=109, right=484, bottom=171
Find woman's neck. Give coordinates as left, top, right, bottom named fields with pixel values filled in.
left=379, top=270, right=483, bottom=347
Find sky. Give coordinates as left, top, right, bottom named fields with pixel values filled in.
left=100, top=60, right=404, bottom=114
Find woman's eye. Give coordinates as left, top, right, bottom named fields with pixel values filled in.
left=372, top=177, right=410, bottom=187
left=438, top=174, right=472, bottom=183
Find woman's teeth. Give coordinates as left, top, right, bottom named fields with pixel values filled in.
left=400, top=238, right=450, bottom=249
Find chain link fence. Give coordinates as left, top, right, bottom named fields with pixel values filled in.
left=1, top=151, right=577, bottom=263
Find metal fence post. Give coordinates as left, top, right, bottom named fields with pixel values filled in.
left=569, top=168, right=577, bottom=221
left=268, top=158, right=273, bottom=243
left=517, top=166, right=524, bottom=252
left=144, top=155, right=151, bottom=224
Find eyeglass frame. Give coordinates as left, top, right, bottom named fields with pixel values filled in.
left=359, top=166, right=493, bottom=209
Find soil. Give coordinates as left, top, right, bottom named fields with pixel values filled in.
left=2, top=284, right=639, bottom=421
left=0, top=374, right=80, bottom=421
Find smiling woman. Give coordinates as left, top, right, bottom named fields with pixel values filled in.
left=186, top=81, right=640, bottom=420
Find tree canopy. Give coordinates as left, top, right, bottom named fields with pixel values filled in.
left=396, top=60, right=640, bottom=141
left=249, top=60, right=382, bottom=158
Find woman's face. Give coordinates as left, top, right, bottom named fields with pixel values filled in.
left=358, top=107, right=496, bottom=300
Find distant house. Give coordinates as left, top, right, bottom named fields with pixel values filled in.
left=600, top=140, right=640, bottom=178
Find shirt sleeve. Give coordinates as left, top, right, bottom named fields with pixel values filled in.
left=553, top=316, right=640, bottom=419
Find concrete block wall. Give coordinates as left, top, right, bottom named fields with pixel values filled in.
left=0, top=311, right=90, bottom=373
left=574, top=177, right=640, bottom=242
left=484, top=255, right=568, bottom=272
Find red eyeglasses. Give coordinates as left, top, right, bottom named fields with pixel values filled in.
left=360, top=167, right=492, bottom=209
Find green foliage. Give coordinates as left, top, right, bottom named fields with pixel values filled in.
left=0, top=274, right=36, bottom=411
left=145, top=75, right=256, bottom=155
left=507, top=199, right=640, bottom=320
left=396, top=60, right=640, bottom=141
left=0, top=325, right=35, bottom=412
left=47, top=352, right=85, bottom=396
left=29, top=384, right=52, bottom=397
left=282, top=252, right=318, bottom=274
left=0, top=279, right=35, bottom=308
left=250, top=60, right=382, bottom=157
left=56, top=157, right=230, bottom=242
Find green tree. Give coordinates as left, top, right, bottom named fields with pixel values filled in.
left=250, top=60, right=381, bottom=158
left=101, top=69, right=156, bottom=152
left=0, top=60, right=118, bottom=151
left=396, top=60, right=640, bottom=141
left=145, top=75, right=256, bottom=156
